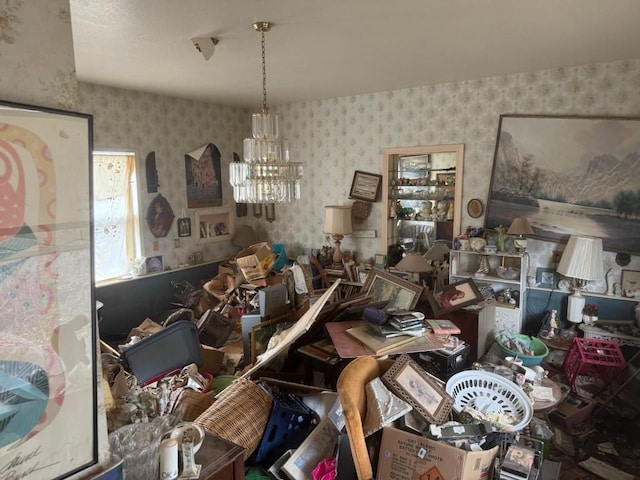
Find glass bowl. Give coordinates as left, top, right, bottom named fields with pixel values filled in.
left=496, top=266, right=520, bottom=280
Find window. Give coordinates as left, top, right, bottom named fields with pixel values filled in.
left=93, top=151, right=141, bottom=282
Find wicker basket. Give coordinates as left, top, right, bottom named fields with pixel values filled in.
left=194, top=377, right=272, bottom=459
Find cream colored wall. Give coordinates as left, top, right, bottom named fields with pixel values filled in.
left=271, top=59, right=640, bottom=275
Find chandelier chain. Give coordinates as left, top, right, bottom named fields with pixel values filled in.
left=261, top=28, right=268, bottom=114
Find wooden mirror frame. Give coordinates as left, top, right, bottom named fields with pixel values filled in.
left=381, top=144, right=464, bottom=255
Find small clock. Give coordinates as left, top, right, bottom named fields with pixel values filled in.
left=467, top=198, right=483, bottom=218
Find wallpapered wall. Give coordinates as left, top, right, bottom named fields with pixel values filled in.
left=74, top=58, right=640, bottom=284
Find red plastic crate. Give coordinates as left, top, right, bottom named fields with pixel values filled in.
left=563, top=337, right=625, bottom=392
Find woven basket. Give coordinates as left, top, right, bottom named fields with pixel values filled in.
left=194, top=377, right=272, bottom=459
left=171, top=389, right=215, bottom=422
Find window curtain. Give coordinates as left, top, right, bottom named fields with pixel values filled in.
left=93, top=154, right=135, bottom=281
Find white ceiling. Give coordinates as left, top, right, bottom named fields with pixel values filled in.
left=69, top=0, right=640, bottom=108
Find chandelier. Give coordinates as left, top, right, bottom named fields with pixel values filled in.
left=229, top=22, right=303, bottom=204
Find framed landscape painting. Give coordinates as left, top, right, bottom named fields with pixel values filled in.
left=485, top=114, right=640, bottom=254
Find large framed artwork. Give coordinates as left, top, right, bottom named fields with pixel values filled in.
left=362, top=268, right=424, bottom=310
left=185, top=143, right=223, bottom=208
left=0, top=101, right=98, bottom=478
left=486, top=114, right=640, bottom=254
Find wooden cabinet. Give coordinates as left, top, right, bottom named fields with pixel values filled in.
left=449, top=249, right=528, bottom=335
left=194, top=207, right=235, bottom=244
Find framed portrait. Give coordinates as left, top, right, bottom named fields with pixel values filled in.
left=485, top=114, right=640, bottom=254
left=536, top=267, right=557, bottom=289
left=383, top=354, right=453, bottom=424
left=349, top=170, right=382, bottom=202
left=177, top=217, right=191, bottom=237
left=145, top=193, right=175, bottom=238
left=621, top=269, right=640, bottom=297
left=425, top=278, right=483, bottom=316
left=0, top=100, right=98, bottom=478
left=185, top=143, right=223, bottom=208
left=146, top=255, right=164, bottom=273
left=362, top=268, right=424, bottom=310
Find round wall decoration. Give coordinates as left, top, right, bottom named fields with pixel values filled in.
left=352, top=200, right=372, bottom=223
left=467, top=199, right=483, bottom=218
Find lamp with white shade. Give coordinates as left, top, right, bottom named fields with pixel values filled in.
left=556, top=235, right=604, bottom=324
left=507, top=217, right=534, bottom=253
left=323, top=206, right=352, bottom=265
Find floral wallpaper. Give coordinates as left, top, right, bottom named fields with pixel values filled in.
left=0, top=0, right=77, bottom=109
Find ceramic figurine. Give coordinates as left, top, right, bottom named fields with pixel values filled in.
left=606, top=267, right=614, bottom=295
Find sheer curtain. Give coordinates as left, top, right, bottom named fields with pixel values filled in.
left=93, top=154, right=136, bottom=282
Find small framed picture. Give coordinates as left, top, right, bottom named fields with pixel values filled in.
left=536, top=267, right=557, bottom=289
left=374, top=253, right=387, bottom=270
left=425, top=278, right=483, bottom=316
left=349, top=170, right=382, bottom=202
left=621, top=269, right=640, bottom=297
left=177, top=217, right=191, bottom=237
left=383, top=354, right=453, bottom=424
left=145, top=255, right=163, bottom=273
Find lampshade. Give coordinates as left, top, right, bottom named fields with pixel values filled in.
left=233, top=225, right=258, bottom=248
left=229, top=22, right=303, bottom=203
left=423, top=242, right=450, bottom=262
left=507, top=217, right=534, bottom=236
left=557, top=235, right=604, bottom=281
left=396, top=252, right=433, bottom=273
left=557, top=235, right=604, bottom=324
left=323, top=206, right=352, bottom=235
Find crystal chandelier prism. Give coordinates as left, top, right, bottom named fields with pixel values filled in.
left=229, top=21, right=303, bottom=204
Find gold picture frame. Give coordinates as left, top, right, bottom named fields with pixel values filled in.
left=382, top=354, right=453, bottom=424
left=362, top=267, right=424, bottom=310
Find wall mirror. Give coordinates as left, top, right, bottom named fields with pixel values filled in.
left=381, top=144, right=464, bottom=263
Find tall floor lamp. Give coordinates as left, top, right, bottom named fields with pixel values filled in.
left=556, top=235, right=603, bottom=324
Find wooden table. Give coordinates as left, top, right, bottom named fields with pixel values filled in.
left=196, top=433, right=245, bottom=480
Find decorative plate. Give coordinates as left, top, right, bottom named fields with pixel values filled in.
left=557, top=279, right=571, bottom=291
left=467, top=199, right=483, bottom=218
left=469, top=237, right=486, bottom=253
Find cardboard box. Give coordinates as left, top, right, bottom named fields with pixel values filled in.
left=236, top=242, right=275, bottom=281
left=548, top=394, right=597, bottom=428
left=200, top=344, right=225, bottom=376
left=377, top=426, right=498, bottom=480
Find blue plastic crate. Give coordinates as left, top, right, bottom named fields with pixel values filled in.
left=253, top=391, right=318, bottom=465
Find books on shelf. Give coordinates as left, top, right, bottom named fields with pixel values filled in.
left=426, top=319, right=461, bottom=335
left=345, top=324, right=425, bottom=355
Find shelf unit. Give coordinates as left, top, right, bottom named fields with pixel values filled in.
left=194, top=206, right=235, bottom=244
left=381, top=145, right=464, bottom=256
left=450, top=249, right=529, bottom=335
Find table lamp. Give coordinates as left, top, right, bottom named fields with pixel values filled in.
left=507, top=217, right=534, bottom=253
left=396, top=251, right=433, bottom=283
left=556, top=235, right=603, bottom=324
left=323, top=205, right=352, bottom=265
left=423, top=242, right=450, bottom=263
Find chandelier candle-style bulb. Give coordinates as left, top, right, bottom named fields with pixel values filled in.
left=229, top=21, right=303, bottom=204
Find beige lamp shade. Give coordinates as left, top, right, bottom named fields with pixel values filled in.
left=233, top=224, right=258, bottom=248
left=423, top=242, right=450, bottom=262
left=323, top=206, right=353, bottom=235
left=557, top=235, right=604, bottom=281
left=396, top=252, right=433, bottom=273
left=507, top=217, right=534, bottom=236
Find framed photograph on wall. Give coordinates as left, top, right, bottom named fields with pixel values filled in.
left=485, top=114, right=640, bottom=254
left=0, top=100, right=98, bottom=478
left=383, top=354, right=453, bottom=424
left=362, top=268, right=424, bottom=310
left=177, top=217, right=191, bottom=237
left=349, top=170, right=382, bottom=202
left=536, top=267, right=558, bottom=289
